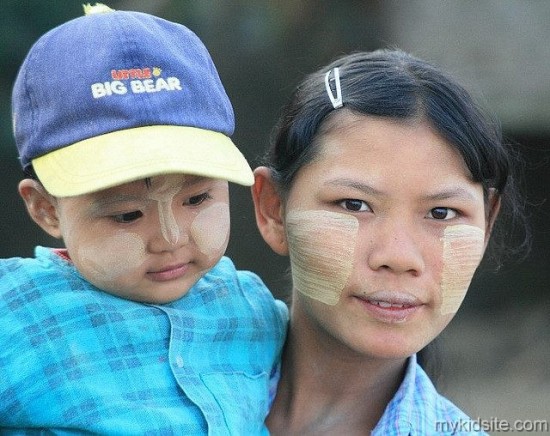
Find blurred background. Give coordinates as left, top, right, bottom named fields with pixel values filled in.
left=1, top=1, right=549, bottom=432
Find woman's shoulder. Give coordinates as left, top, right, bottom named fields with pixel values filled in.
left=374, top=356, right=488, bottom=435
left=413, top=360, right=471, bottom=417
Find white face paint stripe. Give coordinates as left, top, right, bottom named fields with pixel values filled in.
left=286, top=210, right=359, bottom=305
left=156, top=196, right=180, bottom=245
left=147, top=176, right=186, bottom=245
left=440, top=224, right=485, bottom=315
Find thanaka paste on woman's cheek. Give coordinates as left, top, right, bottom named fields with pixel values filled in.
left=286, top=210, right=358, bottom=305
left=440, top=224, right=485, bottom=314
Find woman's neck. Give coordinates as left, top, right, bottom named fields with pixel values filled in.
left=267, top=306, right=408, bottom=435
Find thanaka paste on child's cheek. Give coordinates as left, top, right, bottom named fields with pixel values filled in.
left=191, top=202, right=230, bottom=259
left=77, top=232, right=147, bottom=283
left=440, top=224, right=485, bottom=314
left=286, top=210, right=358, bottom=305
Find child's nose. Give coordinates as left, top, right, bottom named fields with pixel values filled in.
left=148, top=223, right=190, bottom=253
left=147, top=202, right=190, bottom=252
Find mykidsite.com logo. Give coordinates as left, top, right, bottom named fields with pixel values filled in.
left=435, top=417, right=549, bottom=433
left=91, top=67, right=182, bottom=98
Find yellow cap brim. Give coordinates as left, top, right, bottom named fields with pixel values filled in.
left=32, top=125, right=254, bottom=197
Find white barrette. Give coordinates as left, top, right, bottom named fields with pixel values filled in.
left=324, top=67, right=343, bottom=109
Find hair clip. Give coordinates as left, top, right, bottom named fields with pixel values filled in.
left=324, top=67, right=343, bottom=109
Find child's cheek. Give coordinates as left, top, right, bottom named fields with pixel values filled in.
left=286, top=210, right=359, bottom=306
left=190, top=202, right=230, bottom=261
left=77, top=232, right=147, bottom=284
left=440, top=224, right=485, bottom=314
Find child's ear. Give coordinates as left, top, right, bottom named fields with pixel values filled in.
left=251, top=167, right=288, bottom=256
left=18, top=179, right=62, bottom=239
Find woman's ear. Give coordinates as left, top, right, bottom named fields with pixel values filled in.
left=18, top=179, right=63, bottom=239
left=484, top=188, right=502, bottom=247
left=251, top=167, right=288, bottom=256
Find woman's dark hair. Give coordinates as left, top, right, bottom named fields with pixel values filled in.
left=265, top=49, right=530, bottom=266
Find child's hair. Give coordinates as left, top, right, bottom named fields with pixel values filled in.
left=265, top=49, right=530, bottom=267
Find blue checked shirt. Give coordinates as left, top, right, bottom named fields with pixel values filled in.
left=0, top=247, right=288, bottom=435
left=373, top=354, right=488, bottom=435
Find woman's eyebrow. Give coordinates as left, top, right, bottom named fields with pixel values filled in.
left=325, top=178, right=479, bottom=202
left=325, top=178, right=386, bottom=197
left=423, top=187, right=479, bottom=202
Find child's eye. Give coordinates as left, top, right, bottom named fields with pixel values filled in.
left=428, top=207, right=457, bottom=220
left=339, top=199, right=370, bottom=212
left=186, top=192, right=211, bottom=206
left=112, top=210, right=143, bottom=223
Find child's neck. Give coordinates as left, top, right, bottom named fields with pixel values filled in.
left=266, top=311, right=407, bottom=435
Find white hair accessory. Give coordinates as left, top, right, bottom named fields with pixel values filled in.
left=324, top=67, right=343, bottom=109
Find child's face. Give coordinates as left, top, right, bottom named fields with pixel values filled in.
left=282, top=113, right=496, bottom=360
left=52, top=174, right=230, bottom=303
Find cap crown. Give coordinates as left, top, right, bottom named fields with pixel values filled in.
left=13, top=10, right=234, bottom=169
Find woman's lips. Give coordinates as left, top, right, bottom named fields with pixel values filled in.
left=147, top=263, right=189, bottom=281
left=354, top=291, right=424, bottom=323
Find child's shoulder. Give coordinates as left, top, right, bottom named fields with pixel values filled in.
left=204, top=256, right=268, bottom=293
left=0, top=247, right=86, bottom=309
left=1, top=246, right=53, bottom=279
left=199, top=256, right=289, bottom=322
left=1, top=245, right=68, bottom=270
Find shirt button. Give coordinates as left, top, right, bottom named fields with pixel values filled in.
left=175, top=355, right=184, bottom=368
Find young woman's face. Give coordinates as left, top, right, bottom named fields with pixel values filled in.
left=283, top=113, right=493, bottom=359
left=53, top=174, right=230, bottom=303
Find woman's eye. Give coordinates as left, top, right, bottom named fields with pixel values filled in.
left=428, top=207, right=457, bottom=220
left=339, top=199, right=370, bottom=212
left=186, top=192, right=210, bottom=206
left=112, top=210, right=143, bottom=223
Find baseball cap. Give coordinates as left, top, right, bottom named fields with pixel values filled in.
left=12, top=3, right=253, bottom=197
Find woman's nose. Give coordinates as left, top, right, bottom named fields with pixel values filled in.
left=367, top=217, right=425, bottom=276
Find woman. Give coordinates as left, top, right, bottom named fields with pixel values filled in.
left=252, top=49, right=528, bottom=434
